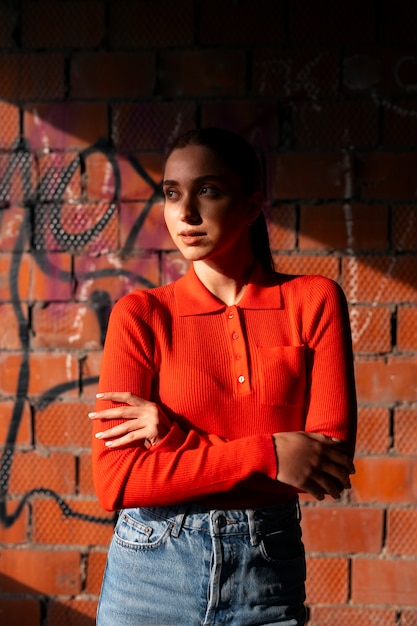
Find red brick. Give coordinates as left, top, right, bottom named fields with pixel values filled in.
left=305, top=557, right=349, bottom=604
left=84, top=152, right=117, bottom=203
left=253, top=48, right=338, bottom=99
left=342, top=256, right=417, bottom=304
left=272, top=255, right=339, bottom=281
left=402, top=610, right=417, bottom=626
left=159, top=50, right=246, bottom=98
left=74, top=252, right=160, bottom=302
left=393, top=205, right=417, bottom=251
left=288, top=0, right=376, bottom=44
left=0, top=206, right=29, bottom=251
left=0, top=400, right=31, bottom=446
left=111, top=101, right=196, bottom=151
left=32, top=499, right=113, bottom=545
left=0, top=500, right=28, bottom=544
left=0, top=353, right=22, bottom=396
left=355, top=356, right=417, bottom=403
left=37, top=152, right=81, bottom=202
left=299, top=203, right=388, bottom=251
left=0, top=153, right=36, bottom=208
left=0, top=53, right=64, bottom=100
left=293, top=101, right=379, bottom=148
left=202, top=100, right=279, bottom=149
left=344, top=47, right=417, bottom=96
left=78, top=452, right=95, bottom=495
left=22, top=1, right=105, bottom=48
left=356, top=407, right=391, bottom=455
left=109, top=0, right=194, bottom=48
left=116, top=152, right=163, bottom=202
left=30, top=252, right=73, bottom=301
left=80, top=353, right=102, bottom=400
left=0, top=253, right=30, bottom=300
left=0, top=598, right=41, bottom=626
left=24, top=103, right=108, bottom=151
left=0, top=548, right=81, bottom=595
left=351, top=457, right=417, bottom=504
left=384, top=99, right=417, bottom=147
left=267, top=205, right=297, bottom=252
left=8, top=451, right=76, bottom=495
left=72, top=51, right=155, bottom=99
left=46, top=599, right=98, bottom=626
left=272, top=152, right=353, bottom=200
left=86, top=550, right=107, bottom=595
left=200, top=0, right=285, bottom=45
left=302, top=506, right=383, bottom=554
left=36, top=401, right=93, bottom=448
left=397, top=306, right=417, bottom=351
left=32, top=302, right=102, bottom=350
left=349, top=305, right=392, bottom=353
left=308, top=606, right=397, bottom=626
left=352, top=558, right=417, bottom=605
left=0, top=303, right=28, bottom=350
left=386, top=509, right=417, bottom=556
left=0, top=102, right=19, bottom=149
left=394, top=408, right=417, bottom=455
left=357, top=152, right=417, bottom=200
left=26, top=352, right=79, bottom=396
left=120, top=201, right=175, bottom=251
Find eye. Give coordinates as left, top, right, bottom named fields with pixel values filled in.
left=200, top=185, right=220, bottom=197
left=163, top=188, right=179, bottom=200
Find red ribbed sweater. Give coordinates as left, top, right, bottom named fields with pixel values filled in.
left=92, top=265, right=357, bottom=512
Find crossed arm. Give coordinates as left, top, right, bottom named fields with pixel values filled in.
left=89, top=391, right=355, bottom=502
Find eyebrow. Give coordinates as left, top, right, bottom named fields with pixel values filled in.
left=162, top=175, right=226, bottom=187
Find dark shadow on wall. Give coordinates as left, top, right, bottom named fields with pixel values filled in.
left=0, top=574, right=96, bottom=626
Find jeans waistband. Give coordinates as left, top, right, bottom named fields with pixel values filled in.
left=137, top=497, right=301, bottom=543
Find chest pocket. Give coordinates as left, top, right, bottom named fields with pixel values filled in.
left=258, top=345, right=306, bottom=407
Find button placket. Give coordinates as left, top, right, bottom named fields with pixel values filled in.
left=225, top=306, right=250, bottom=393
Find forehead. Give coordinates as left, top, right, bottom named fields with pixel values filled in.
left=163, top=144, right=235, bottom=181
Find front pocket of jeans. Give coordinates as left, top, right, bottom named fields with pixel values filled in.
left=114, top=510, right=173, bottom=551
left=258, top=345, right=306, bottom=407
left=260, top=521, right=305, bottom=563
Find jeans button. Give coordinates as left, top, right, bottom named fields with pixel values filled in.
left=216, top=514, right=227, bottom=528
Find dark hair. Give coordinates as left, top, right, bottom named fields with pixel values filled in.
left=164, top=127, right=275, bottom=272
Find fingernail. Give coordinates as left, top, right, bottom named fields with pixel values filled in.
left=95, top=432, right=103, bottom=439
left=96, top=393, right=104, bottom=398
left=88, top=412, right=96, bottom=418
left=331, top=437, right=342, bottom=442
left=105, top=441, right=114, bottom=447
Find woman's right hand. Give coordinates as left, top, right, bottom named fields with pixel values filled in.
left=273, top=431, right=355, bottom=501
left=89, top=392, right=171, bottom=449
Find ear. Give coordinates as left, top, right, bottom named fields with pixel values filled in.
left=247, top=191, right=264, bottom=225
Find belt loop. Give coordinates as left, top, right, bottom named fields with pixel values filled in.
left=170, top=505, right=189, bottom=537
left=247, top=509, right=259, bottom=547
left=295, top=497, right=302, bottom=522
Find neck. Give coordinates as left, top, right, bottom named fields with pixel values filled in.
left=193, top=256, right=256, bottom=306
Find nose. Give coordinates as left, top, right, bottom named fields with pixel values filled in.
left=178, top=195, right=202, bottom=224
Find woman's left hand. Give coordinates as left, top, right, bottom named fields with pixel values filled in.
left=89, top=392, right=171, bottom=449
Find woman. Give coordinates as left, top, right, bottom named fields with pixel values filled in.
left=90, top=127, right=357, bottom=625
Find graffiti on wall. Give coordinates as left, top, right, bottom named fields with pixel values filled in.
left=0, top=137, right=166, bottom=530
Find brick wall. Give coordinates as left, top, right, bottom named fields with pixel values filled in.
left=0, top=1, right=416, bottom=624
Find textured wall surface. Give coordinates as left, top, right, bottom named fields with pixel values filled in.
left=0, top=1, right=417, bottom=624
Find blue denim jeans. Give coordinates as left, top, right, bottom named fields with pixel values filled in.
left=96, top=498, right=306, bottom=625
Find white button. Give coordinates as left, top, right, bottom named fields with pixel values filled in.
left=238, top=375, right=245, bottom=383
left=228, top=312, right=234, bottom=319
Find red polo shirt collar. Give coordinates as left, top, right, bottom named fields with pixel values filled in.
left=175, top=264, right=282, bottom=316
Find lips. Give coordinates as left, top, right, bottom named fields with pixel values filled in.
left=178, top=230, right=206, bottom=245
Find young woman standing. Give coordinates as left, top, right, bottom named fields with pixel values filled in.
left=90, top=127, right=357, bottom=625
